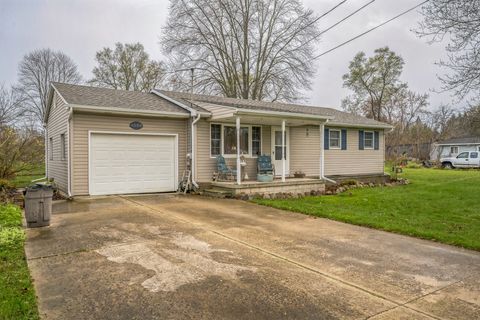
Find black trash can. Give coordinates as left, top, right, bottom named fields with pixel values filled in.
left=24, top=184, right=54, bottom=228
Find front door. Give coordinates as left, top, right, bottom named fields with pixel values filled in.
left=453, top=152, right=470, bottom=168
left=271, top=127, right=289, bottom=176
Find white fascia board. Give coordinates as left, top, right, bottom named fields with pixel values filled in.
left=151, top=89, right=211, bottom=117
left=326, top=122, right=394, bottom=129
left=44, top=83, right=69, bottom=124
left=235, top=109, right=334, bottom=120
left=436, top=142, right=480, bottom=146
left=70, top=104, right=190, bottom=118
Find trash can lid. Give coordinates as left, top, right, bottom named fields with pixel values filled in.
left=27, top=183, right=54, bottom=191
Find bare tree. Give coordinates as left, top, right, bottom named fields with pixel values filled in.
left=0, top=84, right=25, bottom=127
left=17, top=48, right=82, bottom=125
left=0, top=126, right=44, bottom=179
left=89, top=43, right=166, bottom=92
left=342, top=47, right=405, bottom=121
left=417, top=0, right=480, bottom=99
left=161, top=0, right=321, bottom=102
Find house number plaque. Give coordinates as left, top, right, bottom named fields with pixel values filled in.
left=129, top=121, right=143, bottom=130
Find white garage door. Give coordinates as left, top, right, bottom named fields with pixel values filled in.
left=89, top=133, right=177, bottom=195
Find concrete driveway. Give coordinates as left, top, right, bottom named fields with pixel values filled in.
left=26, top=195, right=480, bottom=320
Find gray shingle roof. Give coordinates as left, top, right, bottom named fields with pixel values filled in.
left=52, top=82, right=189, bottom=114
left=159, top=90, right=390, bottom=127
left=50, top=82, right=391, bottom=128
left=438, top=136, right=480, bottom=145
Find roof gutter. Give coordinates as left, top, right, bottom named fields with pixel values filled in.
left=435, top=142, right=480, bottom=146
left=235, top=109, right=334, bottom=121
left=326, top=122, right=394, bottom=130
left=151, top=89, right=210, bottom=117
left=69, top=104, right=190, bottom=118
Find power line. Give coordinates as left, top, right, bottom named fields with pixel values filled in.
left=303, top=0, right=375, bottom=45
left=314, top=0, right=376, bottom=43
left=312, top=0, right=430, bottom=60
left=316, top=0, right=348, bottom=22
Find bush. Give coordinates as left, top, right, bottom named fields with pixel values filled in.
left=405, top=161, right=422, bottom=169
left=0, top=179, right=15, bottom=192
left=340, top=179, right=358, bottom=186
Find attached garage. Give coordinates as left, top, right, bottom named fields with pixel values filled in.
left=89, top=132, right=178, bottom=195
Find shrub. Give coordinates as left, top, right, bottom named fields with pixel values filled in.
left=405, top=161, right=422, bottom=169
left=0, top=179, right=15, bottom=191
left=340, top=179, right=358, bottom=186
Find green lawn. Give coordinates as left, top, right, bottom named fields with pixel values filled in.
left=0, top=204, right=39, bottom=319
left=11, top=165, right=45, bottom=188
left=253, top=168, right=480, bottom=251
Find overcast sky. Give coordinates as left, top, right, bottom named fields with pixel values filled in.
left=0, top=0, right=459, bottom=111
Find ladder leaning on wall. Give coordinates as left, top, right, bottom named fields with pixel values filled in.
left=178, top=154, right=193, bottom=194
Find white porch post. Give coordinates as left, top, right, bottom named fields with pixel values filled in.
left=281, top=119, right=286, bottom=182
left=319, top=122, right=324, bottom=179
left=236, top=116, right=241, bottom=185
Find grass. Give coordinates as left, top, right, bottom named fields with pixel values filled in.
left=0, top=204, right=39, bottom=320
left=253, top=168, right=480, bottom=251
left=11, top=165, right=45, bottom=188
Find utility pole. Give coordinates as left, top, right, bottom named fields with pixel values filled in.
left=175, top=67, right=195, bottom=94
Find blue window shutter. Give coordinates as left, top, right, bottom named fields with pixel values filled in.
left=374, top=131, right=380, bottom=150
left=341, top=129, right=347, bottom=150
left=324, top=128, right=329, bottom=150
left=359, top=130, right=364, bottom=150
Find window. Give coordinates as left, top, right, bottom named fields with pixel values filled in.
left=49, top=138, right=53, bottom=160
left=210, top=124, right=221, bottom=156
left=210, top=124, right=261, bottom=157
left=364, top=131, right=374, bottom=149
left=470, top=152, right=478, bottom=159
left=450, top=146, right=459, bottom=154
left=224, top=126, right=248, bottom=155
left=457, top=152, right=469, bottom=158
left=329, top=130, right=341, bottom=149
left=252, top=126, right=261, bottom=156
left=60, top=134, right=66, bottom=160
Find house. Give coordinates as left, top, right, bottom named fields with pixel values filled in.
left=45, top=82, right=392, bottom=197
left=430, top=136, right=480, bottom=161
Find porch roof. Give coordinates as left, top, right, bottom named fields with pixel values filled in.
left=158, top=90, right=393, bottom=129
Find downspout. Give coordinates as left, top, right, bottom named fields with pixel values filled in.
left=67, top=106, right=73, bottom=198
left=32, top=123, right=49, bottom=183
left=191, top=113, right=201, bottom=188
left=320, top=120, right=336, bottom=184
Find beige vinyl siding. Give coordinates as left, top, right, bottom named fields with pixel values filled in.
left=325, top=128, right=385, bottom=175
left=46, top=92, right=69, bottom=193
left=195, top=120, right=272, bottom=183
left=71, top=113, right=188, bottom=196
left=290, top=126, right=320, bottom=177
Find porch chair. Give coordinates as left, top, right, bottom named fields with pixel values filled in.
left=257, top=155, right=275, bottom=176
left=216, top=155, right=237, bottom=180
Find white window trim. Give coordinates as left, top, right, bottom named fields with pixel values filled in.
left=451, top=146, right=459, bottom=154
left=364, top=130, right=374, bottom=149
left=210, top=123, right=262, bottom=158
left=328, top=129, right=341, bottom=149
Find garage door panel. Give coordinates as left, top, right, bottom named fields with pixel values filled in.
left=90, top=134, right=177, bottom=195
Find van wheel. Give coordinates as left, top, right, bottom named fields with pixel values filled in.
left=442, top=162, right=453, bottom=169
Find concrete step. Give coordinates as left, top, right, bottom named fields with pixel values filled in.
left=202, top=188, right=233, bottom=198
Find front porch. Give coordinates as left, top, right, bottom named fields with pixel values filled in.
left=203, top=177, right=326, bottom=198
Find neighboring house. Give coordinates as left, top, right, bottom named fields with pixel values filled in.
left=386, top=142, right=431, bottom=160
left=45, top=82, right=392, bottom=197
left=430, top=136, right=480, bottom=160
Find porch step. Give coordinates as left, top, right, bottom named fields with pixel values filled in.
left=202, top=188, right=234, bottom=198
